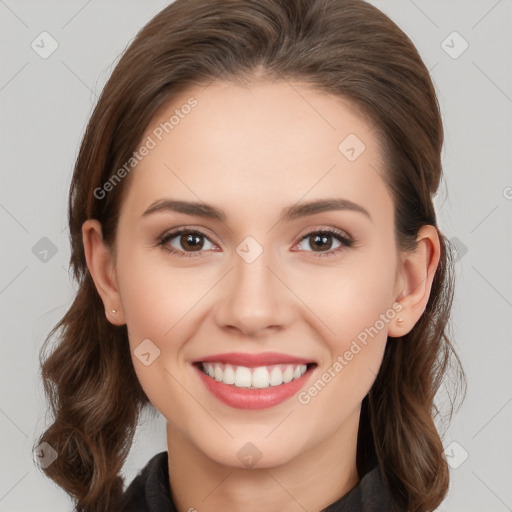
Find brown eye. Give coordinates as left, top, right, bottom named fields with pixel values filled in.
left=296, top=229, right=353, bottom=256
left=180, top=233, right=205, bottom=251
left=308, top=233, right=335, bottom=252
left=159, top=229, right=216, bottom=256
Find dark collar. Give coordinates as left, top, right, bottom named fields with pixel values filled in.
left=120, top=451, right=396, bottom=512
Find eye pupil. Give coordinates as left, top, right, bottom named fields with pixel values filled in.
left=311, top=233, right=332, bottom=251
left=182, top=233, right=203, bottom=251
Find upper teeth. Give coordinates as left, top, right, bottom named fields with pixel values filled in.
left=201, top=363, right=308, bottom=389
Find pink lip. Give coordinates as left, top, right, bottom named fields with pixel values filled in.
left=192, top=351, right=315, bottom=367
left=193, top=364, right=316, bottom=410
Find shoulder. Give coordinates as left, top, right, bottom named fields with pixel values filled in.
left=118, top=451, right=176, bottom=512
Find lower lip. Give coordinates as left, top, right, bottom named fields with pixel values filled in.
left=194, top=364, right=316, bottom=410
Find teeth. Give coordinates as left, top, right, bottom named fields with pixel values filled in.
left=234, top=366, right=252, bottom=387
left=283, top=365, right=294, bottom=383
left=223, top=365, right=235, bottom=384
left=201, top=363, right=309, bottom=389
left=252, top=367, right=269, bottom=388
left=269, top=366, right=283, bottom=386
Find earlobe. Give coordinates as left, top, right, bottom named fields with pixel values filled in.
left=82, top=219, right=126, bottom=325
left=388, top=225, right=441, bottom=338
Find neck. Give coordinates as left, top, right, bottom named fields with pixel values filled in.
left=166, top=412, right=360, bottom=512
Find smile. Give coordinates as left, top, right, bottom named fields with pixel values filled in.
left=199, top=362, right=312, bottom=389
left=192, top=352, right=317, bottom=410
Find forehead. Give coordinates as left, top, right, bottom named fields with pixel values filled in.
left=119, top=80, right=392, bottom=225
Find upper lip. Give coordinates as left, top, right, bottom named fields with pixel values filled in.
left=192, top=352, right=315, bottom=367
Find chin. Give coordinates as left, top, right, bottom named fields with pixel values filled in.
left=198, top=432, right=308, bottom=470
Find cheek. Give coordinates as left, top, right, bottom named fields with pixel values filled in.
left=116, top=246, right=217, bottom=341
left=290, top=247, right=398, bottom=347
left=115, top=248, right=210, bottom=414
left=115, top=247, right=225, bottom=402
left=294, top=263, right=396, bottom=436
left=290, top=245, right=397, bottom=407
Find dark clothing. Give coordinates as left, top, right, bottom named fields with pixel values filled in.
left=119, top=451, right=396, bottom=511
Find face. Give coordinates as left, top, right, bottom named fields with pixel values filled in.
left=97, top=80, right=408, bottom=469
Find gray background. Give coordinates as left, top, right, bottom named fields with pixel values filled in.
left=1, top=1, right=511, bottom=510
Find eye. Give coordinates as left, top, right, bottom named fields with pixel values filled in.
left=158, top=228, right=217, bottom=257
left=294, top=228, right=353, bottom=257
left=157, top=227, right=354, bottom=258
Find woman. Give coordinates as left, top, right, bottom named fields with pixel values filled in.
left=35, top=0, right=466, bottom=510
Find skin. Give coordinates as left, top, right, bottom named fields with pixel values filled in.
left=83, top=80, right=440, bottom=512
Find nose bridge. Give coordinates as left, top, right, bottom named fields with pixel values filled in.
left=214, top=236, right=292, bottom=336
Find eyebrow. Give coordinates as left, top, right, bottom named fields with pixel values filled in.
left=142, top=198, right=372, bottom=223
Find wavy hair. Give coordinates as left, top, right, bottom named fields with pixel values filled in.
left=34, top=0, right=466, bottom=510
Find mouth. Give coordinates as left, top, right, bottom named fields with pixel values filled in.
left=191, top=351, right=318, bottom=409
left=194, top=361, right=318, bottom=390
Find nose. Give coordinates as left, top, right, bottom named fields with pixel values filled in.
left=213, top=244, right=295, bottom=338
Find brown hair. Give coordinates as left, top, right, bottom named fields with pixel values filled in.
left=35, top=0, right=466, bottom=510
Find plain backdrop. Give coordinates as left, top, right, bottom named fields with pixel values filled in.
left=1, top=1, right=511, bottom=511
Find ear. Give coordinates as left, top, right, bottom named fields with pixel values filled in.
left=388, top=225, right=441, bottom=338
left=82, top=219, right=126, bottom=325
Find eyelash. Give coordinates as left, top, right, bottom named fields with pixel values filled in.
left=157, top=226, right=354, bottom=258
